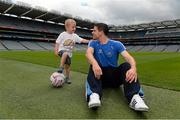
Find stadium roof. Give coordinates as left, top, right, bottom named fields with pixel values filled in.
left=109, top=19, right=180, bottom=32
left=0, top=0, right=180, bottom=32
left=0, top=0, right=94, bottom=29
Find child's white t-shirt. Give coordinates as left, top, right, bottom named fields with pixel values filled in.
left=56, top=31, right=82, bottom=57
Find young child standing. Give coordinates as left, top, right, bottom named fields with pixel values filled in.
left=54, top=19, right=89, bottom=84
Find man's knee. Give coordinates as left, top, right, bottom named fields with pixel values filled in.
left=119, top=62, right=131, bottom=71
left=121, top=62, right=131, bottom=68
left=116, top=62, right=132, bottom=80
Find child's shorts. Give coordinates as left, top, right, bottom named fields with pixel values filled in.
left=58, top=50, right=71, bottom=65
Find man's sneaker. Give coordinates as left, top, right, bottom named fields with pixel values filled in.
left=66, top=77, right=71, bottom=84
left=57, top=67, right=64, bottom=73
left=88, top=93, right=101, bottom=108
left=129, top=94, right=149, bottom=112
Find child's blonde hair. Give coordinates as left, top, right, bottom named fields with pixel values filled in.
left=65, top=19, right=76, bottom=27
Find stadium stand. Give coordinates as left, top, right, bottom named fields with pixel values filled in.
left=0, top=0, right=180, bottom=52
left=139, top=45, right=155, bottom=52
left=110, top=19, right=180, bottom=52
left=145, top=28, right=180, bottom=38
left=0, top=0, right=92, bottom=51
left=74, top=43, right=88, bottom=51
left=0, top=40, right=7, bottom=50
left=151, top=45, right=167, bottom=52
left=163, top=45, right=180, bottom=52
left=36, top=42, right=54, bottom=50
left=19, top=41, right=45, bottom=50
left=128, top=45, right=144, bottom=52
left=1, top=40, right=27, bottom=50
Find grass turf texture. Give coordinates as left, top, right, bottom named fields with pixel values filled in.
left=0, top=58, right=180, bottom=119
left=0, top=51, right=180, bottom=118
left=0, top=51, right=180, bottom=91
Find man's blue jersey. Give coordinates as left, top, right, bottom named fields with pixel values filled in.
left=88, top=40, right=126, bottom=67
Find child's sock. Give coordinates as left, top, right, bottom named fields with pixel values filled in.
left=65, top=76, right=71, bottom=84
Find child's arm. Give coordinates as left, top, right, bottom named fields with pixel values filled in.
left=54, top=43, right=59, bottom=56
left=81, top=39, right=89, bottom=44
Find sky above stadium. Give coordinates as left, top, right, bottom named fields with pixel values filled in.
left=14, top=0, right=180, bottom=26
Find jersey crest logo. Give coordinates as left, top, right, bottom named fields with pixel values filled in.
left=63, top=39, right=74, bottom=46
left=98, top=49, right=103, bottom=54
left=107, top=51, right=113, bottom=57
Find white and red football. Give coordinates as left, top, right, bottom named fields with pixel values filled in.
left=50, top=72, right=65, bottom=87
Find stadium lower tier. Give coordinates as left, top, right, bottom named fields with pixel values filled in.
left=0, top=40, right=180, bottom=52
left=0, top=40, right=87, bottom=51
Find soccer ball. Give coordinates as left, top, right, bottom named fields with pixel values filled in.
left=50, top=72, right=65, bottom=87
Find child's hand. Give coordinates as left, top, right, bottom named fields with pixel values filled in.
left=54, top=51, right=59, bottom=56
left=54, top=43, right=59, bottom=56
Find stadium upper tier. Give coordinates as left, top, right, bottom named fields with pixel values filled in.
left=0, top=0, right=180, bottom=32
left=0, top=0, right=180, bottom=52
left=0, top=14, right=92, bottom=43
left=109, top=19, right=180, bottom=32
left=0, top=0, right=94, bottom=29
left=0, top=14, right=92, bottom=38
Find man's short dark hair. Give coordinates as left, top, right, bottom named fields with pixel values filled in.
left=94, top=23, right=109, bottom=35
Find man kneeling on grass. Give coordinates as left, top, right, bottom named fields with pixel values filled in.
left=85, top=23, right=149, bottom=111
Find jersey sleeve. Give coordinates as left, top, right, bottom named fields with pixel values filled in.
left=88, top=40, right=96, bottom=48
left=116, top=41, right=126, bottom=53
left=56, top=33, right=63, bottom=44
left=74, top=34, right=83, bottom=43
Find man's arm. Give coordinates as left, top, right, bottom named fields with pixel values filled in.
left=121, top=50, right=137, bottom=83
left=86, top=47, right=102, bottom=79
left=54, top=43, right=59, bottom=56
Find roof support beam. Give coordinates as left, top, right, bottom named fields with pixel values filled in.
left=48, top=16, right=61, bottom=21
left=160, top=22, right=168, bottom=28
left=174, top=21, right=179, bottom=26
left=34, top=12, right=48, bottom=19
left=20, top=8, right=33, bottom=16
left=4, top=3, right=14, bottom=14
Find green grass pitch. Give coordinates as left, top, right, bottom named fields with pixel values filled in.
left=0, top=51, right=180, bottom=119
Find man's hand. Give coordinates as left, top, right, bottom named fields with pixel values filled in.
left=92, top=64, right=102, bottom=80
left=126, top=68, right=137, bottom=83
left=121, top=51, right=137, bottom=83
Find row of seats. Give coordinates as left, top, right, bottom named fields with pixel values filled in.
left=126, top=45, right=180, bottom=52
left=0, top=40, right=88, bottom=51
left=145, top=28, right=180, bottom=38
left=0, top=40, right=54, bottom=51
left=0, top=40, right=180, bottom=52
